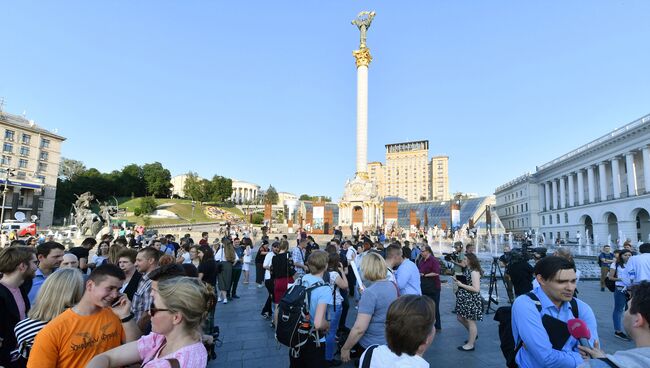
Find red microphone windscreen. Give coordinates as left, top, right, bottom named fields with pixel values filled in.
left=567, top=318, right=591, bottom=339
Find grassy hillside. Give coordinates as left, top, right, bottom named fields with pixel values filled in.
left=116, top=197, right=243, bottom=225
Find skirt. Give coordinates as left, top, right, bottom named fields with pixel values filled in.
left=273, top=276, right=294, bottom=304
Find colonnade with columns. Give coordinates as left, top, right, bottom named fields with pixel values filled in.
left=540, top=146, right=650, bottom=211
left=230, top=185, right=259, bottom=204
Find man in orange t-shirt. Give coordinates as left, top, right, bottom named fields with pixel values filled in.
left=28, top=264, right=141, bottom=368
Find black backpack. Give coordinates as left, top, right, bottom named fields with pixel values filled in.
left=494, top=292, right=579, bottom=368
left=275, top=278, right=328, bottom=357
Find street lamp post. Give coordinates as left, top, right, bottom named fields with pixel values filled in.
left=0, top=168, right=16, bottom=225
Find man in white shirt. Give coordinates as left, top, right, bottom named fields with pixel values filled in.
left=624, top=243, right=650, bottom=286
left=260, top=242, right=278, bottom=319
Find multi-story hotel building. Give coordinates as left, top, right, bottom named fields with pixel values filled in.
left=367, top=141, right=450, bottom=203
left=385, top=140, right=431, bottom=203
left=495, top=114, right=650, bottom=244
left=430, top=155, right=450, bottom=201
left=0, top=110, right=65, bottom=227
left=366, top=161, right=385, bottom=198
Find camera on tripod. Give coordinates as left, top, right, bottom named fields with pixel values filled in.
left=511, top=241, right=547, bottom=262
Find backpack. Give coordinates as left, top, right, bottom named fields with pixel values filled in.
left=494, top=292, right=579, bottom=368
left=275, top=277, right=328, bottom=357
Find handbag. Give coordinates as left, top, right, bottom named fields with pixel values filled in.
left=605, top=267, right=617, bottom=292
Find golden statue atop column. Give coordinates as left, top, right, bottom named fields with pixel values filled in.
left=340, top=11, right=383, bottom=234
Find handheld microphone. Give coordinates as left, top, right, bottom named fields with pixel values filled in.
left=567, top=318, right=592, bottom=350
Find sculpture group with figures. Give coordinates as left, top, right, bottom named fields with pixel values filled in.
left=72, top=191, right=118, bottom=238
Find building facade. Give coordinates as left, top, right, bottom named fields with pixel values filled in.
left=170, top=174, right=195, bottom=198
left=495, top=114, right=650, bottom=245
left=385, top=140, right=431, bottom=202
left=230, top=180, right=260, bottom=204
left=430, top=155, right=450, bottom=201
left=0, top=110, right=65, bottom=227
left=366, top=161, right=385, bottom=198
left=494, top=173, right=540, bottom=235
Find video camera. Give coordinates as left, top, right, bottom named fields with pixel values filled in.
left=510, top=242, right=547, bottom=262
left=443, top=252, right=459, bottom=262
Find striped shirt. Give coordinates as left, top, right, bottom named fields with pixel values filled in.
left=12, top=318, right=48, bottom=360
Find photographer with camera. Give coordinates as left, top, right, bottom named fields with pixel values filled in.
left=446, top=242, right=466, bottom=314
left=507, top=248, right=535, bottom=297
left=499, top=245, right=515, bottom=303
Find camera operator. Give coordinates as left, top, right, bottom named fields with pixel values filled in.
left=447, top=242, right=466, bottom=313
left=499, top=245, right=515, bottom=303
left=507, top=248, right=535, bottom=297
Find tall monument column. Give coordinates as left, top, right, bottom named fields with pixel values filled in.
left=352, top=11, right=375, bottom=179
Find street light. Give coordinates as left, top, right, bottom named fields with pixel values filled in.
left=1, top=168, right=16, bottom=225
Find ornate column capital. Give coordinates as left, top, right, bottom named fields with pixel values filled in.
left=353, top=48, right=372, bottom=68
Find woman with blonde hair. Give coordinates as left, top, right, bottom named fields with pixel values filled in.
left=341, top=252, right=399, bottom=364
left=87, top=276, right=215, bottom=367
left=12, top=268, right=85, bottom=362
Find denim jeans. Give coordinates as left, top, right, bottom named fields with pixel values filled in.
left=613, top=288, right=627, bottom=331
left=326, top=304, right=342, bottom=361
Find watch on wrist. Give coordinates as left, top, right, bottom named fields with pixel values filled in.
left=120, top=313, right=135, bottom=323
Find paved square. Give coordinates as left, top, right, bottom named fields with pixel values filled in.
left=210, top=275, right=633, bottom=367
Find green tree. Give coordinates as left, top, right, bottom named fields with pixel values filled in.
left=183, top=172, right=204, bottom=201
left=299, top=194, right=312, bottom=201
left=139, top=196, right=158, bottom=215
left=121, top=164, right=146, bottom=197
left=210, top=175, right=232, bottom=202
left=142, top=162, right=172, bottom=197
left=59, top=158, right=86, bottom=180
left=264, top=185, right=278, bottom=205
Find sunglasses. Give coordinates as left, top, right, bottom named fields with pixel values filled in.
left=149, top=302, right=173, bottom=317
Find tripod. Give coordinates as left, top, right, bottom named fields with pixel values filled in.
left=485, top=257, right=509, bottom=314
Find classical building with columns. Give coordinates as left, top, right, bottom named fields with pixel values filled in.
left=230, top=180, right=260, bottom=204
left=494, top=173, right=540, bottom=235
left=495, top=114, right=650, bottom=244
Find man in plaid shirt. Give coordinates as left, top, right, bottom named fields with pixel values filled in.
left=131, top=247, right=160, bottom=333
left=292, top=240, right=309, bottom=277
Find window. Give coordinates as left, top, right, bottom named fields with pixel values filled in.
left=40, top=139, right=50, bottom=149
left=35, top=175, right=45, bottom=184
left=542, top=216, right=545, bottom=225
left=21, top=134, right=30, bottom=145
left=1, top=155, right=10, bottom=165
left=3, top=143, right=13, bottom=153
left=20, top=146, right=29, bottom=156
left=4, top=130, right=14, bottom=141
left=37, top=162, right=47, bottom=172
left=564, top=213, right=569, bottom=223
left=556, top=214, right=560, bottom=224
left=19, top=159, right=27, bottom=168
left=16, top=171, right=26, bottom=179
left=525, top=203, right=528, bottom=212
left=549, top=215, right=553, bottom=225
left=39, top=151, right=48, bottom=161
left=565, top=231, right=570, bottom=240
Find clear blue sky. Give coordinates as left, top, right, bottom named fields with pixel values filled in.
left=2, top=1, right=649, bottom=200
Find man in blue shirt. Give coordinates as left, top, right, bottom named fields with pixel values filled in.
left=386, top=244, right=421, bottom=296
left=512, top=256, right=598, bottom=368
left=28, top=241, right=64, bottom=304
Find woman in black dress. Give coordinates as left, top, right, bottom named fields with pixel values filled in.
left=255, top=240, right=270, bottom=288
left=198, top=246, right=218, bottom=335
left=453, top=253, right=484, bottom=352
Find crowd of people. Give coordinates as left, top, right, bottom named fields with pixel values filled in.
left=0, top=229, right=239, bottom=368
left=1, top=225, right=650, bottom=368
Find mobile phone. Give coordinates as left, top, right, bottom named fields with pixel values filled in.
left=112, top=294, right=124, bottom=307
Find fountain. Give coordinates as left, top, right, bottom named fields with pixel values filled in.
left=508, top=232, right=513, bottom=248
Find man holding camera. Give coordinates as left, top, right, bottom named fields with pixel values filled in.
left=447, top=242, right=466, bottom=313
left=499, top=245, right=515, bottom=303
